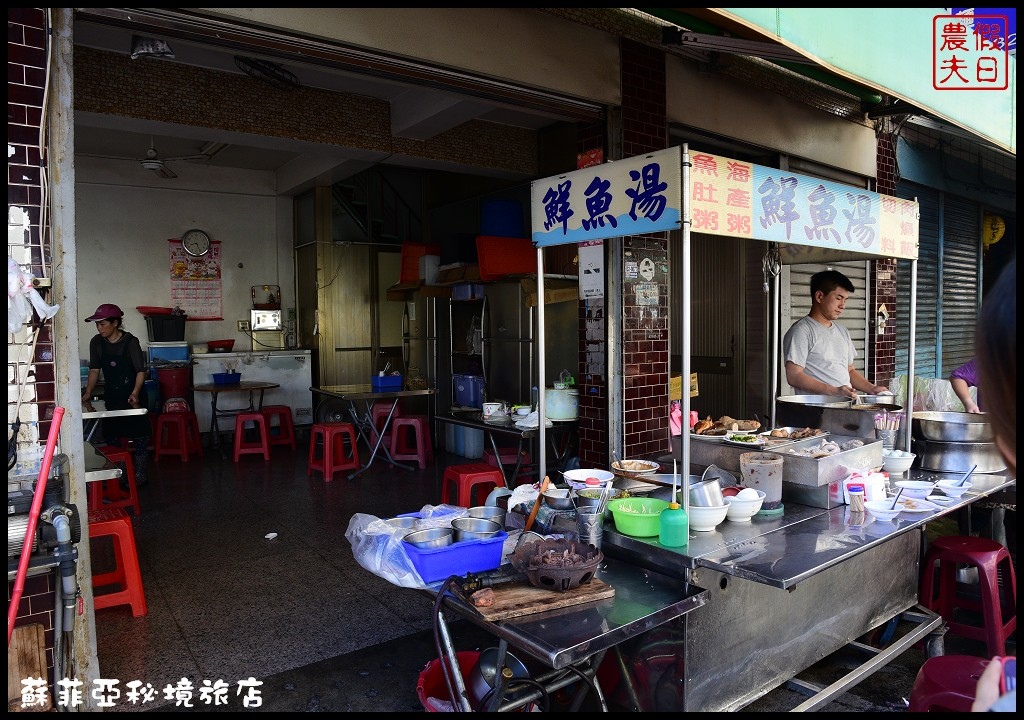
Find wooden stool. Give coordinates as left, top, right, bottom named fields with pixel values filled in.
left=233, top=412, right=271, bottom=461
left=89, top=445, right=141, bottom=517
left=440, top=463, right=504, bottom=507
left=389, top=415, right=434, bottom=469
left=919, top=535, right=1017, bottom=657
left=261, top=404, right=297, bottom=450
left=307, top=422, right=360, bottom=481
left=908, top=654, right=990, bottom=712
left=153, top=412, right=202, bottom=463
left=88, top=506, right=147, bottom=617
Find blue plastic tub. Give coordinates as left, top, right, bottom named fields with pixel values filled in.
left=372, top=374, right=403, bottom=391
left=404, top=530, right=507, bottom=584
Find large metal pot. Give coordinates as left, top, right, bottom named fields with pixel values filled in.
left=912, top=411, right=994, bottom=442
left=913, top=439, right=1006, bottom=474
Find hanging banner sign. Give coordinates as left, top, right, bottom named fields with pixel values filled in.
left=531, top=146, right=682, bottom=247
left=688, top=151, right=919, bottom=260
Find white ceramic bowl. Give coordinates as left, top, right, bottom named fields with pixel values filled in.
left=935, top=479, right=974, bottom=498
left=864, top=499, right=903, bottom=521
left=882, top=452, right=916, bottom=475
left=724, top=489, right=766, bottom=522
left=562, top=469, right=616, bottom=490
left=515, top=406, right=531, bottom=416
left=688, top=503, right=729, bottom=532
left=895, top=479, right=935, bottom=500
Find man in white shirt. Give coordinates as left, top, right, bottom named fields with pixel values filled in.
left=783, top=269, right=889, bottom=399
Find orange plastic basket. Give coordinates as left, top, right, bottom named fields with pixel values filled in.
left=475, top=236, right=536, bottom=280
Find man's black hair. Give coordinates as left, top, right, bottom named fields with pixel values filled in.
left=810, top=269, right=855, bottom=298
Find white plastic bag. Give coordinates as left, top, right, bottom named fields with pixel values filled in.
left=344, top=504, right=468, bottom=589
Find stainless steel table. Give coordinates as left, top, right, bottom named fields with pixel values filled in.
left=311, top=385, right=435, bottom=479
left=599, top=470, right=1015, bottom=711
left=82, top=405, right=147, bottom=444
left=422, top=555, right=708, bottom=712
left=435, top=411, right=579, bottom=488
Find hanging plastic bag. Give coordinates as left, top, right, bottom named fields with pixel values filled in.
left=8, top=256, right=59, bottom=332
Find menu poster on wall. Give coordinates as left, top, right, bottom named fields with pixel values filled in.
left=168, top=239, right=223, bottom=320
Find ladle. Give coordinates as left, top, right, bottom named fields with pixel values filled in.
left=888, top=486, right=905, bottom=510
left=955, top=464, right=978, bottom=487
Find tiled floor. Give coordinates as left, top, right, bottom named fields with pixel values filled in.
left=90, top=433, right=1015, bottom=712
left=91, top=432, right=471, bottom=711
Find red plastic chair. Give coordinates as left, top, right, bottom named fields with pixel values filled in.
left=89, top=506, right=147, bottom=617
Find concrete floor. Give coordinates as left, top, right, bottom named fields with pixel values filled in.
left=89, top=431, right=1014, bottom=712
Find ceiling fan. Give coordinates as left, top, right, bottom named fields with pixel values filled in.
left=139, top=138, right=229, bottom=179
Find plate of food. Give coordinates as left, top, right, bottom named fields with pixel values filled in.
left=611, top=459, right=661, bottom=475
left=893, top=497, right=941, bottom=513
left=723, top=432, right=766, bottom=448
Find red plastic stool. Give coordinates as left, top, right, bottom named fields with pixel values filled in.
left=919, top=535, right=1017, bottom=657
left=441, top=463, right=504, bottom=507
left=89, top=445, right=141, bottom=517
left=483, top=447, right=531, bottom=470
left=153, top=412, right=202, bottom=462
left=389, top=415, right=434, bottom=469
left=233, top=412, right=271, bottom=461
left=307, top=422, right=360, bottom=481
left=88, top=506, right=147, bottom=617
left=261, top=405, right=297, bottom=450
left=908, top=654, right=990, bottom=712
left=371, top=401, right=401, bottom=447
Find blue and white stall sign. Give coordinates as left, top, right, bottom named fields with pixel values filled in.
left=531, top=146, right=681, bottom=247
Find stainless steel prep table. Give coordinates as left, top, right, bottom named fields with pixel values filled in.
left=423, top=555, right=708, bottom=712
left=599, top=470, right=1015, bottom=711
left=435, top=411, right=578, bottom=488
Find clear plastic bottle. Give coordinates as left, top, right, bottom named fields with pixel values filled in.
left=531, top=385, right=539, bottom=412
left=659, top=502, right=689, bottom=547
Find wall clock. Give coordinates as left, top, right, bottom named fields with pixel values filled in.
left=182, top=228, right=211, bottom=257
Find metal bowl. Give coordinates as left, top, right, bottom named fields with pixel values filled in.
left=451, top=517, right=502, bottom=542
left=386, top=516, right=418, bottom=530
left=688, top=477, right=725, bottom=507
left=467, top=506, right=506, bottom=528
left=912, top=411, right=994, bottom=442
left=403, top=527, right=454, bottom=549
left=854, top=394, right=901, bottom=407
left=542, top=488, right=574, bottom=510
left=777, top=395, right=853, bottom=408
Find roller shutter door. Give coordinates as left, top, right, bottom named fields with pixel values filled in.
left=940, top=197, right=981, bottom=375
left=895, top=183, right=940, bottom=378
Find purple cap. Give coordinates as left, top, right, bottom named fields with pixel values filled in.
left=84, top=303, right=124, bottom=322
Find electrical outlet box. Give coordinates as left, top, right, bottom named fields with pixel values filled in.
left=238, top=320, right=251, bottom=332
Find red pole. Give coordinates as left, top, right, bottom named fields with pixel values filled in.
left=8, top=406, right=65, bottom=646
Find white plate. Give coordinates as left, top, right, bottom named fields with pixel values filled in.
left=723, top=433, right=765, bottom=448
left=612, top=459, right=660, bottom=474
left=893, top=498, right=941, bottom=513
left=690, top=432, right=726, bottom=442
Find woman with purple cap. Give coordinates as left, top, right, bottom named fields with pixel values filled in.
left=81, top=303, right=151, bottom=485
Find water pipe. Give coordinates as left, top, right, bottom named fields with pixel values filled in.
left=8, top=406, right=65, bottom=646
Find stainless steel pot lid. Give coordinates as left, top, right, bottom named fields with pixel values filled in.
left=777, top=395, right=853, bottom=407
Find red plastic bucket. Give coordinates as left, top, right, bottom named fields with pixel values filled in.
left=156, top=368, right=191, bottom=406
left=417, top=651, right=480, bottom=712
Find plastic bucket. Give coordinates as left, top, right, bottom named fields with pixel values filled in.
left=156, top=367, right=191, bottom=405
left=740, top=452, right=784, bottom=510
left=417, top=651, right=480, bottom=712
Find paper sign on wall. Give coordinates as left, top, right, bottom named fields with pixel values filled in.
left=169, top=239, right=223, bottom=320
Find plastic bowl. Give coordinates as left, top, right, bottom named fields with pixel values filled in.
left=403, top=527, right=454, bottom=549
left=895, top=479, right=934, bottom=499
left=882, top=452, right=916, bottom=475
left=935, top=479, right=974, bottom=498
left=451, top=517, right=502, bottom=542
left=562, top=469, right=615, bottom=490
left=724, top=489, right=765, bottom=522
left=607, top=497, right=670, bottom=537
left=688, top=503, right=729, bottom=532
left=864, top=499, right=904, bottom=521
left=542, top=488, right=574, bottom=510
left=207, top=339, right=235, bottom=352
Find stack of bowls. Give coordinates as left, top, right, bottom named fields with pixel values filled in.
left=688, top=475, right=729, bottom=532
left=451, top=517, right=502, bottom=542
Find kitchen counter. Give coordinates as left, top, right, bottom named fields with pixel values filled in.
left=594, top=469, right=1014, bottom=711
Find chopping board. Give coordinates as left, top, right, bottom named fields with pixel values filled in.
left=8, top=623, right=50, bottom=711
left=471, top=578, right=614, bottom=621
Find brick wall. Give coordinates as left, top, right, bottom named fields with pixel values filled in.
left=619, top=39, right=670, bottom=460
left=8, top=5, right=57, bottom=682
left=872, top=132, right=898, bottom=385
